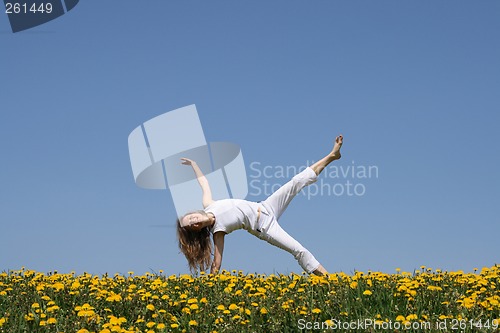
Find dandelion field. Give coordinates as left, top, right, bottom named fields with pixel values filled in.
left=1, top=266, right=499, bottom=332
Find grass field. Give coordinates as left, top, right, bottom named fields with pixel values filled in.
left=1, top=265, right=499, bottom=332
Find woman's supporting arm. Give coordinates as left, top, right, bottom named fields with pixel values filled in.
left=181, top=158, right=215, bottom=208
left=211, top=232, right=225, bottom=274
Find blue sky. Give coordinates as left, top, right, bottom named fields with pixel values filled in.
left=1, top=1, right=499, bottom=276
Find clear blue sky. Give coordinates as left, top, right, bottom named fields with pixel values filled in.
left=1, top=1, right=499, bottom=276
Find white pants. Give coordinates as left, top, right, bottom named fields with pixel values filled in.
left=257, top=167, right=320, bottom=273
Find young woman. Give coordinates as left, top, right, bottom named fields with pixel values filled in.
left=177, top=135, right=343, bottom=276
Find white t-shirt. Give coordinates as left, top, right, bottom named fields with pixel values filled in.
left=204, top=199, right=261, bottom=235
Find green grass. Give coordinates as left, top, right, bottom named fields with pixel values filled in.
left=1, top=266, right=499, bottom=332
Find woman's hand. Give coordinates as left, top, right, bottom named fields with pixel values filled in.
left=180, top=158, right=197, bottom=166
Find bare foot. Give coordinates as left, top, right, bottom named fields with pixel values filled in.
left=330, top=135, right=343, bottom=160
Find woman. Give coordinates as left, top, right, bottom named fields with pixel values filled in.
left=177, top=135, right=343, bottom=276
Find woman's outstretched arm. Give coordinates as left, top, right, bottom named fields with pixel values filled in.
left=181, top=158, right=215, bottom=208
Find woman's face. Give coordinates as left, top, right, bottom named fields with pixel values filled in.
left=181, top=212, right=209, bottom=232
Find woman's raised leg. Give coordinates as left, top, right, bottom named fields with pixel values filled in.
left=262, top=135, right=343, bottom=220
left=309, top=135, right=343, bottom=176
left=261, top=135, right=343, bottom=276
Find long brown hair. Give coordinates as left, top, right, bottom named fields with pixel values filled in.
left=176, top=211, right=213, bottom=272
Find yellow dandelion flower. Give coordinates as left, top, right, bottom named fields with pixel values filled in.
left=146, top=304, right=155, bottom=311
left=146, top=321, right=155, bottom=328
left=228, top=304, right=238, bottom=310
left=109, top=316, right=126, bottom=325
left=216, top=305, right=225, bottom=311
left=106, top=293, right=122, bottom=302
left=52, top=282, right=64, bottom=291
left=406, top=314, right=417, bottom=321
left=312, top=308, right=321, bottom=314
left=157, top=323, right=166, bottom=329
left=47, top=318, right=57, bottom=324
left=396, top=315, right=406, bottom=322
left=427, top=286, right=442, bottom=291
left=463, top=298, right=475, bottom=309
left=363, top=290, right=372, bottom=296
left=189, top=320, right=198, bottom=326
left=47, top=305, right=60, bottom=312
left=170, top=323, right=179, bottom=328
left=260, top=308, right=268, bottom=314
